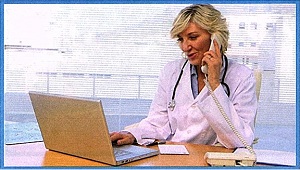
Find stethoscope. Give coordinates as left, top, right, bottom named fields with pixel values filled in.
left=168, top=55, right=230, bottom=111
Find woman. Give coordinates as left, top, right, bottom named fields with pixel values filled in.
left=110, top=4, right=257, bottom=149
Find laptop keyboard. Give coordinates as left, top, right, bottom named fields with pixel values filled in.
left=114, top=148, right=132, bottom=157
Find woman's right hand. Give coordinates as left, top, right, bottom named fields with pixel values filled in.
left=110, top=131, right=136, bottom=145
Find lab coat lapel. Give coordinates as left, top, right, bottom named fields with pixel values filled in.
left=181, top=63, right=195, bottom=102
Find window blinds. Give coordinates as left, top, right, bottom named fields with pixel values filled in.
left=4, top=4, right=296, bottom=130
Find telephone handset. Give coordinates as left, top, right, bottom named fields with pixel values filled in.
left=201, top=34, right=221, bottom=74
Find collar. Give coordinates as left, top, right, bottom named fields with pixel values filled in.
left=190, top=64, right=197, bottom=76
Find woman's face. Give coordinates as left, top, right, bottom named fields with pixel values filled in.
left=177, top=22, right=211, bottom=66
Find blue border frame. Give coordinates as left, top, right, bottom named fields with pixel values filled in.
left=1, top=0, right=4, bottom=168
left=296, top=0, right=300, bottom=167
left=1, top=0, right=299, bottom=169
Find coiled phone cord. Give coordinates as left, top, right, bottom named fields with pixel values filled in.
left=203, top=76, right=256, bottom=155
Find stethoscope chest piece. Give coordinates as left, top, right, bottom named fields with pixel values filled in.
left=168, top=99, right=176, bottom=111
left=168, top=60, right=188, bottom=112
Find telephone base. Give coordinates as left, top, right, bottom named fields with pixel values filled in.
left=204, top=152, right=256, bottom=166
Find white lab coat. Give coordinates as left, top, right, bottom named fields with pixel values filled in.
left=128, top=58, right=257, bottom=148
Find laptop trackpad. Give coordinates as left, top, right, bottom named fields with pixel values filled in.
left=114, top=145, right=158, bottom=162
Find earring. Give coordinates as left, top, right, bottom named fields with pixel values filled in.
left=181, top=52, right=187, bottom=59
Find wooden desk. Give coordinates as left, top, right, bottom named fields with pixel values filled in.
left=4, top=142, right=233, bottom=167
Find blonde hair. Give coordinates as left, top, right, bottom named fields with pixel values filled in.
left=170, top=4, right=229, bottom=54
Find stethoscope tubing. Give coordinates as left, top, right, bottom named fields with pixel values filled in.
left=169, top=56, right=230, bottom=111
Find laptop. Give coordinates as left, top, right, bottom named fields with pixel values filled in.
left=29, top=91, right=159, bottom=166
